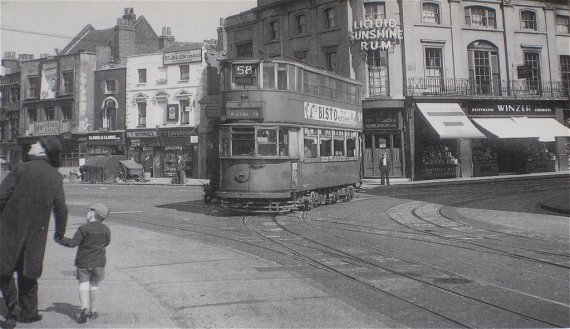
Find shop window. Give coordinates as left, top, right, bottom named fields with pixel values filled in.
left=179, top=65, right=189, bottom=81
left=236, top=41, right=253, bottom=58
left=524, top=51, right=542, bottom=95
left=520, top=10, right=537, bottom=31
left=62, top=71, right=74, bottom=95
left=44, top=107, right=55, bottom=120
left=557, top=15, right=570, bottom=33
left=323, top=7, right=336, bottom=30
left=465, top=6, right=496, bottom=29
left=364, top=2, right=385, bottom=20
left=138, top=69, right=147, bottom=83
left=295, top=14, right=307, bottom=35
left=231, top=127, right=255, bottom=156
left=468, top=41, right=500, bottom=95
left=367, top=49, right=389, bottom=96
left=422, top=2, right=440, bottom=24
left=561, top=55, right=570, bottom=96
left=137, top=102, right=147, bottom=127
left=27, top=77, right=39, bottom=99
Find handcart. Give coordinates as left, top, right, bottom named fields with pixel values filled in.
left=116, top=160, right=149, bottom=182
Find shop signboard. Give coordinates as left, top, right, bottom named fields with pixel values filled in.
left=163, top=49, right=202, bottom=65
left=86, top=132, right=124, bottom=145
left=467, top=101, right=555, bottom=116
left=363, top=110, right=399, bottom=130
left=159, top=127, right=197, bottom=146
left=126, top=129, right=158, bottom=138
left=34, top=120, right=60, bottom=136
left=227, top=108, right=261, bottom=120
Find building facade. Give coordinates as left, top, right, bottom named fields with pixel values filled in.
left=0, top=53, right=22, bottom=168
left=14, top=8, right=167, bottom=165
left=222, top=0, right=570, bottom=180
left=125, top=44, right=214, bottom=178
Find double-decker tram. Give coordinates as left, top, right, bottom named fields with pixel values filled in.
left=216, top=58, right=363, bottom=212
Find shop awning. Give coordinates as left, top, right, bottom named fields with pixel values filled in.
left=472, top=117, right=570, bottom=142
left=416, top=103, right=486, bottom=139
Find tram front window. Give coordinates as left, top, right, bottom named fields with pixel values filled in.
left=232, top=127, right=255, bottom=155
left=257, top=128, right=277, bottom=155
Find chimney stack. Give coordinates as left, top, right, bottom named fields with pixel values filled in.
left=159, top=26, right=175, bottom=49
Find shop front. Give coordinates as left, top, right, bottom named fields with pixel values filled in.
left=363, top=108, right=405, bottom=178
left=158, top=127, right=198, bottom=178
left=467, top=100, right=570, bottom=176
left=84, top=132, right=126, bottom=159
left=126, top=129, right=159, bottom=177
left=413, top=103, right=486, bottom=181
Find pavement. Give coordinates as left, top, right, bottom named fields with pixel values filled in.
left=0, top=171, right=568, bottom=329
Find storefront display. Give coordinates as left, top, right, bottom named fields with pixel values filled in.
left=471, top=139, right=499, bottom=177
left=415, top=143, right=459, bottom=180
left=159, top=127, right=197, bottom=178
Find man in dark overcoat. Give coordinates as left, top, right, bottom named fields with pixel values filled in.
left=0, top=136, right=68, bottom=326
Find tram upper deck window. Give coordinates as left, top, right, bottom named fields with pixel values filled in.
left=257, top=128, right=277, bottom=155
left=278, top=127, right=290, bottom=156
left=231, top=127, right=255, bottom=156
left=232, top=64, right=258, bottom=88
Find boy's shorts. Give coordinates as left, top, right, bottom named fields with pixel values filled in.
left=76, top=267, right=105, bottom=282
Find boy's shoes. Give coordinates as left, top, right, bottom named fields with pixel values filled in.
left=89, top=311, right=98, bottom=320
left=77, top=309, right=88, bottom=324
left=16, top=313, right=42, bottom=323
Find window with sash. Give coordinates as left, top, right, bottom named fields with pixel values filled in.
left=468, top=41, right=500, bottom=95
left=324, top=7, right=336, bottom=29
left=561, top=56, right=570, bottom=96
left=465, top=6, right=496, bottom=29
left=364, top=2, right=385, bottom=20
left=422, top=2, right=440, bottom=24
left=557, top=15, right=570, bottom=33
left=180, top=65, right=189, bottom=80
left=62, top=71, right=74, bottom=95
left=137, top=102, right=147, bottom=127
left=268, top=20, right=280, bottom=40
left=295, top=14, right=307, bottom=35
left=138, top=69, right=147, bottom=83
left=27, top=77, right=39, bottom=99
left=520, top=10, right=537, bottom=31
left=367, top=49, right=389, bottom=96
left=524, top=51, right=541, bottom=94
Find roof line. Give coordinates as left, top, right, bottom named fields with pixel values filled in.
left=60, top=24, right=95, bottom=55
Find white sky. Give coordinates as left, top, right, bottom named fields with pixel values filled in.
left=0, top=0, right=256, bottom=57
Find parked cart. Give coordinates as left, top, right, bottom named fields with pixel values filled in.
left=116, top=160, right=148, bottom=182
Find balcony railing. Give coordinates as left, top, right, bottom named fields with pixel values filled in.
left=407, top=78, right=569, bottom=98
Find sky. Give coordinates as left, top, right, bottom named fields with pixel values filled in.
left=0, top=0, right=257, bottom=57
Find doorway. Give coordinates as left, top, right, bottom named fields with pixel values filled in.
left=364, top=133, right=403, bottom=177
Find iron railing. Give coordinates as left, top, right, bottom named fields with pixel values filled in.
left=407, top=77, right=569, bottom=98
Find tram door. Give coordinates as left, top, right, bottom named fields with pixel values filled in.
left=364, top=133, right=403, bottom=177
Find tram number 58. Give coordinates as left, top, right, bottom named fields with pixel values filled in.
left=234, top=65, right=255, bottom=76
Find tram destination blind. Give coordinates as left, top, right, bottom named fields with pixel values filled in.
left=233, top=64, right=257, bottom=86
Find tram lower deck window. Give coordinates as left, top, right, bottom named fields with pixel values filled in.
left=232, top=127, right=255, bottom=155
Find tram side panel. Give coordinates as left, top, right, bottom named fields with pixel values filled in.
left=299, top=160, right=360, bottom=192
left=219, top=158, right=293, bottom=199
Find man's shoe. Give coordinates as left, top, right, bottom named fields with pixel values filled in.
left=77, top=309, right=88, bottom=324
left=4, top=304, right=20, bottom=328
left=89, top=311, right=98, bottom=320
left=16, top=313, right=42, bottom=323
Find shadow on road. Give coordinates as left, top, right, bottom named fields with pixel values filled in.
left=155, top=200, right=242, bottom=217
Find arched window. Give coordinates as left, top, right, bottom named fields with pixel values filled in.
left=465, top=6, right=496, bottom=29
left=520, top=10, right=537, bottom=31
left=422, top=2, right=440, bottom=24
left=102, top=98, right=117, bottom=130
left=467, top=41, right=500, bottom=95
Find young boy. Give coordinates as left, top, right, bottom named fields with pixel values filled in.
left=58, top=203, right=111, bottom=324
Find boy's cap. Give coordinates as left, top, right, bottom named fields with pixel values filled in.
left=89, top=203, right=109, bottom=219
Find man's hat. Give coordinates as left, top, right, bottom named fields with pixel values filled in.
left=39, top=136, right=62, bottom=153
left=89, top=203, right=109, bottom=220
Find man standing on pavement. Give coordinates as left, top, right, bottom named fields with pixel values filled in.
left=380, top=153, right=391, bottom=185
left=175, top=155, right=185, bottom=184
left=0, top=136, right=68, bottom=327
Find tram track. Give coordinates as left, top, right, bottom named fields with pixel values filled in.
left=246, top=214, right=568, bottom=328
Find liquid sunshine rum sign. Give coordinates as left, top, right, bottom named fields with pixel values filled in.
left=349, top=19, right=403, bottom=51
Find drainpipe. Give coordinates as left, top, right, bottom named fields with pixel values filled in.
left=501, top=0, right=512, bottom=95
left=397, top=0, right=411, bottom=180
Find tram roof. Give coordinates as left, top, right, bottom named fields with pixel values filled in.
left=220, top=58, right=362, bottom=86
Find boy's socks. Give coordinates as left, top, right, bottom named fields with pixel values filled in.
left=89, top=283, right=99, bottom=316
left=79, top=282, right=90, bottom=310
